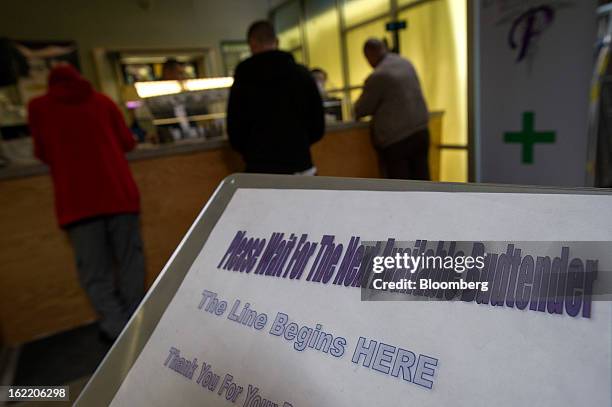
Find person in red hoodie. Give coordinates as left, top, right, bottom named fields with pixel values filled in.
left=28, top=64, right=144, bottom=342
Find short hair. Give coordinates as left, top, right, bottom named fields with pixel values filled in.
left=311, top=68, right=327, bottom=79
left=163, top=58, right=181, bottom=70
left=247, top=20, right=277, bottom=44
left=363, top=38, right=387, bottom=54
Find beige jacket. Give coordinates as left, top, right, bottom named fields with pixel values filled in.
left=354, top=53, right=429, bottom=149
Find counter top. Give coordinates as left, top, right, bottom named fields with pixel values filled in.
left=0, top=137, right=225, bottom=180
left=0, top=121, right=371, bottom=181
left=0, top=114, right=444, bottom=181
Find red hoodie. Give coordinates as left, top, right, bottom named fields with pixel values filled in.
left=28, top=65, right=140, bottom=227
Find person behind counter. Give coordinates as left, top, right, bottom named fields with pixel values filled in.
left=226, top=20, right=325, bottom=175
left=28, top=64, right=145, bottom=342
left=354, top=38, right=430, bottom=180
left=311, top=67, right=343, bottom=122
left=311, top=67, right=328, bottom=97
left=161, top=58, right=185, bottom=81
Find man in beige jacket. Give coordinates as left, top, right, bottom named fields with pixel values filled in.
left=354, top=38, right=430, bottom=180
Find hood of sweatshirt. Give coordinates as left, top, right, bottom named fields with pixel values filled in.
left=237, top=50, right=297, bottom=81
left=47, top=65, right=93, bottom=104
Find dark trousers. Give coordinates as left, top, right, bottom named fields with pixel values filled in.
left=378, top=129, right=430, bottom=180
left=66, top=213, right=145, bottom=338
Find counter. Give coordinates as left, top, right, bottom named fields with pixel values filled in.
left=0, top=114, right=442, bottom=345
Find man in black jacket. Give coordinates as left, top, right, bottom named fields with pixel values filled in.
left=227, top=20, right=325, bottom=174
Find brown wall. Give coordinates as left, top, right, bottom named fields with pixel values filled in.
left=0, top=121, right=441, bottom=345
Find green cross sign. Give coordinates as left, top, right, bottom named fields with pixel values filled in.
left=504, top=112, right=556, bottom=164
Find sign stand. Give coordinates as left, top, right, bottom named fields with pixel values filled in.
left=75, top=174, right=612, bottom=406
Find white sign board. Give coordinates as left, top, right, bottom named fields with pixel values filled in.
left=96, top=185, right=611, bottom=407
left=476, top=0, right=596, bottom=186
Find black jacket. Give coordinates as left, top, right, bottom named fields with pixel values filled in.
left=226, top=50, right=325, bottom=173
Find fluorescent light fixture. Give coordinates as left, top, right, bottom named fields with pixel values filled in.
left=134, top=80, right=182, bottom=98
left=134, top=77, right=234, bottom=98
left=183, top=77, right=234, bottom=91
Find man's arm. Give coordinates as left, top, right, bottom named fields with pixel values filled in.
left=354, top=73, right=384, bottom=119
left=300, top=67, right=325, bottom=144
left=27, top=101, right=47, bottom=163
left=226, top=66, right=248, bottom=152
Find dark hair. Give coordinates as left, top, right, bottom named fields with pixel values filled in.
left=247, top=20, right=277, bottom=44
left=363, top=38, right=387, bottom=53
left=311, top=67, right=327, bottom=79
left=163, top=58, right=181, bottom=69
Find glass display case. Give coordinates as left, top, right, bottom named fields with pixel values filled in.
left=132, top=86, right=229, bottom=145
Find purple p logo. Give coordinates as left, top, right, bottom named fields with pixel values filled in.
left=508, top=5, right=555, bottom=62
